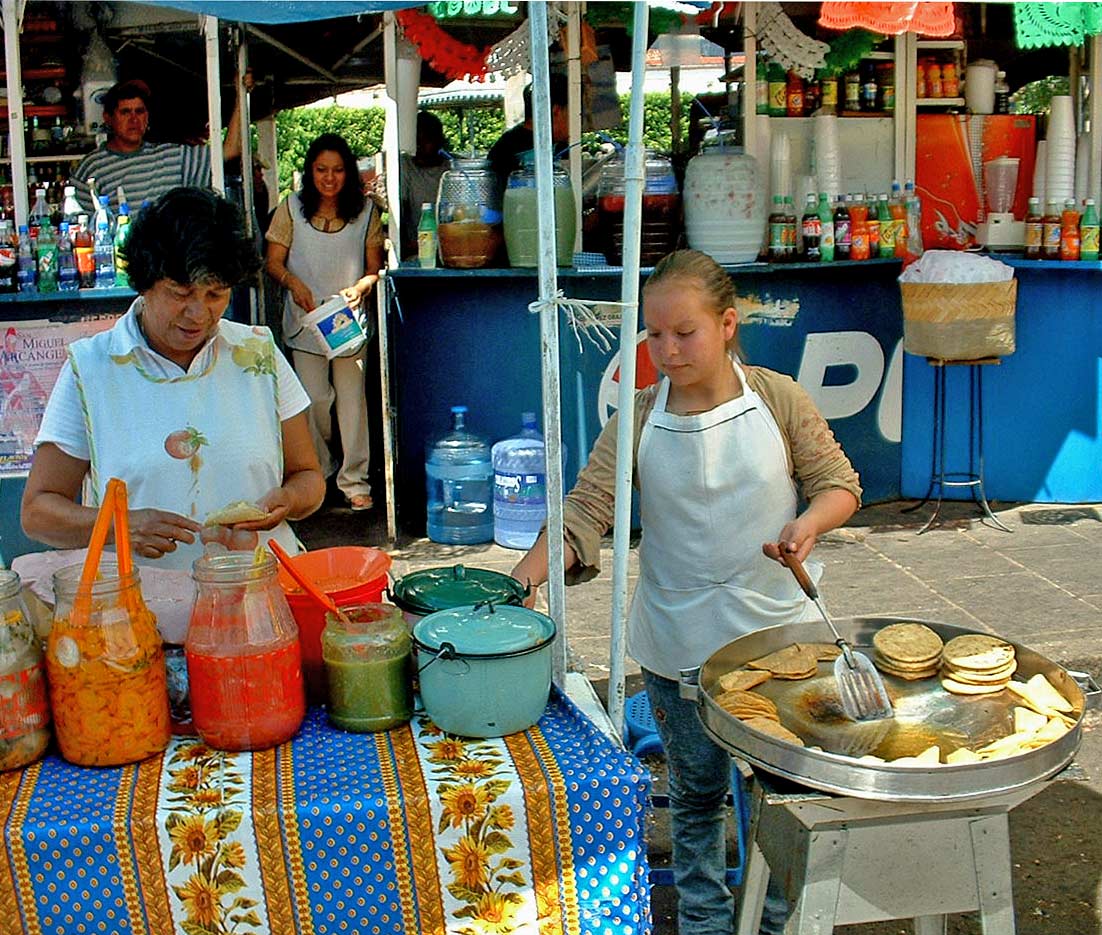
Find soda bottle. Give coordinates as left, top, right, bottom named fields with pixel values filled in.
left=0, top=221, right=16, bottom=293
left=860, top=60, right=878, bottom=112
left=782, top=195, right=798, bottom=260
left=818, top=192, right=835, bottom=262
left=1042, top=201, right=1062, bottom=260
left=877, top=193, right=895, bottom=257
left=29, top=188, right=49, bottom=243
left=1023, top=197, right=1043, bottom=259
left=61, top=185, right=84, bottom=228
left=35, top=220, right=59, bottom=293
left=417, top=202, right=437, bottom=270
left=994, top=71, right=1010, bottom=115
left=768, top=62, right=787, bottom=117
left=1060, top=199, right=1081, bottom=261
left=867, top=195, right=881, bottom=254
left=73, top=215, right=95, bottom=288
left=801, top=193, right=821, bottom=261
left=16, top=225, right=36, bottom=294
left=785, top=70, right=804, bottom=117
left=849, top=194, right=869, bottom=261
left=1080, top=198, right=1099, bottom=261
left=904, top=180, right=924, bottom=256
left=890, top=180, right=908, bottom=258
left=833, top=196, right=851, bottom=260
left=93, top=216, right=115, bottom=288
left=755, top=53, right=770, bottom=115
left=57, top=222, right=79, bottom=292
left=768, top=195, right=786, bottom=262
left=114, top=203, right=132, bottom=288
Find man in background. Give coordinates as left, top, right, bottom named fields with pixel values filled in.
left=72, top=76, right=249, bottom=212
left=487, top=72, right=570, bottom=187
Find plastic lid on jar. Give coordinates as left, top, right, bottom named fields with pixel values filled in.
left=322, top=603, right=409, bottom=662
left=390, top=565, right=527, bottom=616
left=412, top=602, right=555, bottom=656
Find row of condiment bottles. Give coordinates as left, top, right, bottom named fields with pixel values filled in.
left=0, top=552, right=415, bottom=772
left=1024, top=197, right=1100, bottom=261
left=768, top=181, right=923, bottom=263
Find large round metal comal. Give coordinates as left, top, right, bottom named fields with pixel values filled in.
left=690, top=616, right=1084, bottom=803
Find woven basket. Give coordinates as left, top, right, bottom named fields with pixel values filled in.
left=900, top=280, right=1017, bottom=360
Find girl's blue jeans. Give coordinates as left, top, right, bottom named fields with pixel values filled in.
left=644, top=670, right=788, bottom=935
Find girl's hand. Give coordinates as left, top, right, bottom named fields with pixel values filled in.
left=290, top=279, right=316, bottom=312
left=128, top=509, right=201, bottom=560
left=762, top=515, right=818, bottom=564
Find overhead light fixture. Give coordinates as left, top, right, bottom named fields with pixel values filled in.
left=650, top=20, right=725, bottom=68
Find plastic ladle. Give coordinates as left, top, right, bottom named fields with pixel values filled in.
left=267, top=539, right=353, bottom=628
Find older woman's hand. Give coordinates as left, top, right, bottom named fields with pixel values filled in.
left=128, top=509, right=202, bottom=560
left=231, top=486, right=294, bottom=531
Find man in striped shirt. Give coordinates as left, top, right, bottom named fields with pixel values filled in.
left=71, top=78, right=246, bottom=213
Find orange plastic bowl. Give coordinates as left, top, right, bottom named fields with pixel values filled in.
left=277, top=547, right=393, bottom=701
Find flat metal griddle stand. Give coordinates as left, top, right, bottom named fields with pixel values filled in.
left=736, top=764, right=1085, bottom=934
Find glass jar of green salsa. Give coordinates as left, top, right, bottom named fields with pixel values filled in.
left=322, top=603, right=412, bottom=732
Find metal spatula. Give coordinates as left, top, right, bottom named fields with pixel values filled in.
left=779, top=550, right=894, bottom=723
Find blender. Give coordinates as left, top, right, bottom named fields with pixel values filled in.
left=978, top=157, right=1024, bottom=248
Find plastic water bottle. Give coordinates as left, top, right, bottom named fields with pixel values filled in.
left=114, top=203, right=131, bottom=288
left=492, top=412, right=548, bottom=549
left=93, top=216, right=115, bottom=289
left=16, top=226, right=37, bottom=294
left=61, top=185, right=84, bottom=228
left=28, top=188, right=49, bottom=242
left=57, top=223, right=79, bottom=292
left=904, top=179, right=924, bottom=256
left=425, top=405, right=493, bottom=544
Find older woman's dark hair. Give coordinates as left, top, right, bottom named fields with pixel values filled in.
left=123, top=187, right=261, bottom=292
left=299, top=132, right=365, bottom=222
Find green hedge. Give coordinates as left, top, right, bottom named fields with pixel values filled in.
left=273, top=92, right=696, bottom=196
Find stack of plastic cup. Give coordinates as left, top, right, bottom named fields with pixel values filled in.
left=771, top=131, right=792, bottom=202
left=812, top=115, right=841, bottom=201
left=1045, top=95, right=1076, bottom=205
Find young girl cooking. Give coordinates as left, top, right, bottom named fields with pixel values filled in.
left=511, top=249, right=861, bottom=935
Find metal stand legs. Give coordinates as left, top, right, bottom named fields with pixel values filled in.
left=903, top=359, right=1011, bottom=535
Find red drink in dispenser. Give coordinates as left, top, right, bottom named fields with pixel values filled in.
left=186, top=552, right=305, bottom=751
left=599, top=151, right=681, bottom=266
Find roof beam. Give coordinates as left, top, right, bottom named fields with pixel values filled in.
left=330, top=22, right=383, bottom=73
left=245, top=23, right=339, bottom=83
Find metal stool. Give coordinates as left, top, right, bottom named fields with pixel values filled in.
left=625, top=691, right=749, bottom=887
left=903, top=357, right=1011, bottom=535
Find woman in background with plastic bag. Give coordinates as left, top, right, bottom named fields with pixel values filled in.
left=265, top=132, right=385, bottom=511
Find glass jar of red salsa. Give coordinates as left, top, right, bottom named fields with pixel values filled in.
left=186, top=553, right=305, bottom=751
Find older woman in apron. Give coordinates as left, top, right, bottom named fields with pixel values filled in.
left=512, top=250, right=862, bottom=935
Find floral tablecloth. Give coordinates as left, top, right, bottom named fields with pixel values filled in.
left=0, top=687, right=652, bottom=935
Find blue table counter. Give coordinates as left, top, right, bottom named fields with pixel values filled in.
left=901, top=257, right=1102, bottom=503
left=384, top=259, right=905, bottom=536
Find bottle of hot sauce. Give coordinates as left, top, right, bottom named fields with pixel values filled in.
left=1023, top=197, right=1043, bottom=259
left=786, top=70, right=804, bottom=117
left=1042, top=201, right=1062, bottom=260
left=1060, top=199, right=1081, bottom=261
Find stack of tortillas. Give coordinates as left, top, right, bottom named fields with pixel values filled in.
left=940, top=633, right=1017, bottom=694
left=872, top=622, right=944, bottom=680
left=713, top=689, right=805, bottom=746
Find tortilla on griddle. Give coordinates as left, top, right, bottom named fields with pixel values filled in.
left=717, top=669, right=773, bottom=693
left=715, top=690, right=780, bottom=721
left=942, top=633, right=1015, bottom=672
left=746, top=644, right=818, bottom=679
left=940, top=675, right=1008, bottom=696
left=873, top=622, right=944, bottom=664
left=741, top=716, right=805, bottom=746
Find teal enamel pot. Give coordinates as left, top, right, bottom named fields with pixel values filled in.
left=412, top=602, right=555, bottom=737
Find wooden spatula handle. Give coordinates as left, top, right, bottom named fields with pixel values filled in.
left=778, top=548, right=820, bottom=601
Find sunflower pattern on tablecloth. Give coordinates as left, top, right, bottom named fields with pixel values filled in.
left=159, top=741, right=270, bottom=935
left=416, top=718, right=532, bottom=933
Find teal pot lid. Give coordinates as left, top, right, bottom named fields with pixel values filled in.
left=413, top=603, right=555, bottom=657
left=392, top=565, right=526, bottom=616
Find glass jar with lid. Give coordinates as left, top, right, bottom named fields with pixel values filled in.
left=48, top=563, right=170, bottom=766
left=0, top=570, right=49, bottom=771
left=503, top=160, right=576, bottom=267
left=436, top=157, right=503, bottom=268
left=597, top=150, right=681, bottom=266
left=322, top=603, right=412, bottom=732
left=186, top=552, right=305, bottom=751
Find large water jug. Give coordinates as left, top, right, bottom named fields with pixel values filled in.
left=503, top=162, right=576, bottom=267
left=426, top=406, right=493, bottom=544
left=492, top=412, right=547, bottom=549
left=683, top=135, right=766, bottom=264
left=436, top=158, right=502, bottom=269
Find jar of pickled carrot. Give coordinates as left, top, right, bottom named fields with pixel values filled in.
left=48, top=563, right=170, bottom=767
left=0, top=570, right=50, bottom=771
left=186, top=553, right=305, bottom=751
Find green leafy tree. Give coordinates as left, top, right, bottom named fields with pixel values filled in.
left=1011, top=76, right=1070, bottom=115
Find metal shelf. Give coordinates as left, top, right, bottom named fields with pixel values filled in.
left=916, top=97, right=965, bottom=106
left=917, top=39, right=965, bottom=50
left=0, top=154, right=86, bottom=164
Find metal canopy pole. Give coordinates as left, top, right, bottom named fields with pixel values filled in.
left=2, top=0, right=28, bottom=229
left=233, top=25, right=260, bottom=326
left=607, top=1, right=650, bottom=737
left=529, top=1, right=568, bottom=685
left=203, top=15, right=225, bottom=193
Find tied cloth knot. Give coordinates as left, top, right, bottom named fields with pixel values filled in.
left=527, top=292, right=629, bottom=354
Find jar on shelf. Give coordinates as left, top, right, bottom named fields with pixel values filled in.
left=683, top=134, right=766, bottom=265
left=436, top=157, right=503, bottom=269
left=322, top=603, right=413, bottom=732
left=48, top=563, right=170, bottom=767
left=927, top=62, right=943, bottom=99
left=942, top=62, right=959, bottom=98
left=916, top=61, right=927, bottom=98
left=597, top=151, right=681, bottom=267
left=186, top=552, right=305, bottom=752
left=503, top=161, right=577, bottom=267
left=0, top=570, right=49, bottom=771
